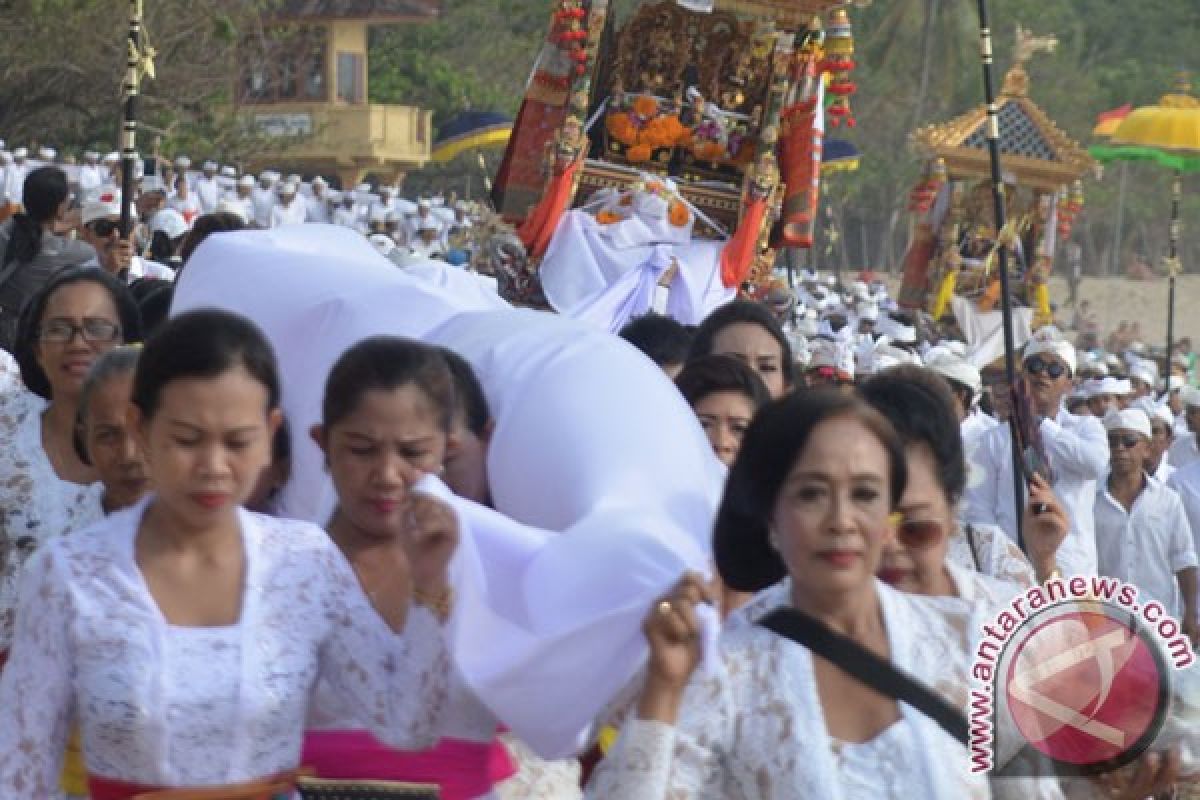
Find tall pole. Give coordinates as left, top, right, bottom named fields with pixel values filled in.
left=118, top=0, right=144, bottom=238
left=1109, top=162, right=1129, bottom=276
left=1166, top=172, right=1182, bottom=375
left=975, top=0, right=1026, bottom=552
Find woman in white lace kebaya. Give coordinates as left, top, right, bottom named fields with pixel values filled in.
left=0, top=310, right=456, bottom=799
left=587, top=390, right=990, bottom=799
left=0, top=267, right=142, bottom=659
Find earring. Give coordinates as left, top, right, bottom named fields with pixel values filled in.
left=767, top=527, right=780, bottom=552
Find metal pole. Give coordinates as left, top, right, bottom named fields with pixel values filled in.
left=1110, top=162, right=1128, bottom=276
left=975, top=0, right=1026, bottom=552
left=118, top=0, right=143, bottom=238
left=1166, top=172, right=1182, bottom=375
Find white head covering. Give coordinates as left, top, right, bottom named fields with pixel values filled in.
left=1182, top=387, right=1200, bottom=409
left=82, top=200, right=122, bottom=225
left=927, top=352, right=982, bottom=398
left=12, top=147, right=27, bottom=159
left=1103, top=408, right=1152, bottom=440
left=220, top=165, right=238, bottom=178
left=174, top=155, right=191, bottom=169
left=1023, top=326, right=1076, bottom=375
left=102, top=151, right=120, bottom=164
left=312, top=175, right=328, bottom=187
left=277, top=181, right=298, bottom=197
left=0, top=152, right=12, bottom=165
left=150, top=209, right=189, bottom=239
left=1130, top=359, right=1158, bottom=387
left=237, top=174, right=256, bottom=188
left=875, top=315, right=917, bottom=345
left=1131, top=396, right=1174, bottom=429
left=215, top=199, right=248, bottom=222
left=202, top=160, right=218, bottom=172
left=84, top=151, right=99, bottom=161
left=1166, top=375, right=1186, bottom=392
left=37, top=147, right=55, bottom=161
left=367, top=233, right=396, bottom=256
left=809, top=338, right=855, bottom=379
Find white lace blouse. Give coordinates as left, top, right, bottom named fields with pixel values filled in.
left=948, top=520, right=1036, bottom=591
left=0, top=498, right=450, bottom=797
left=0, top=388, right=104, bottom=653
left=585, top=580, right=988, bottom=800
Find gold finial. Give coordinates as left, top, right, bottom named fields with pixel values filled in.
left=1014, top=24, right=1058, bottom=66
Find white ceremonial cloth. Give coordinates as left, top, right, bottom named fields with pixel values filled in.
left=171, top=224, right=502, bottom=523
left=426, top=310, right=723, bottom=756
left=539, top=210, right=734, bottom=332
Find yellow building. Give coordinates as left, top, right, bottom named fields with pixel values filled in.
left=235, top=0, right=441, bottom=187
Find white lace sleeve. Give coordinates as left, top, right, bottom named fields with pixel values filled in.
left=316, top=545, right=450, bottom=751
left=586, top=670, right=734, bottom=800
left=0, top=546, right=74, bottom=797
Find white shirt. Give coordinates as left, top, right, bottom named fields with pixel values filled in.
left=251, top=186, right=276, bottom=227
left=270, top=198, right=308, bottom=228
left=1155, top=457, right=1176, bottom=484
left=1095, top=474, right=1197, bottom=619
left=962, top=406, right=1108, bottom=577
left=194, top=175, right=222, bottom=215
left=1, top=162, right=26, bottom=205
left=1169, top=433, right=1200, bottom=469
left=306, top=193, right=331, bottom=224
left=0, top=390, right=105, bottom=654
left=77, top=164, right=106, bottom=196
left=587, top=580, right=987, bottom=799
left=168, top=192, right=202, bottom=223
left=960, top=409, right=997, bottom=445
left=333, top=205, right=364, bottom=233
left=0, top=498, right=450, bottom=796
left=81, top=254, right=175, bottom=283
left=1168, top=462, right=1200, bottom=571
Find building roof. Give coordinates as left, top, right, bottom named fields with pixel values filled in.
left=271, top=0, right=441, bottom=23
left=910, top=64, right=1093, bottom=190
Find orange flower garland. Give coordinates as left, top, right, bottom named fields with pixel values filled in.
left=667, top=201, right=691, bottom=227
left=605, top=94, right=688, bottom=160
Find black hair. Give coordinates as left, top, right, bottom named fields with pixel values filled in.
left=618, top=312, right=693, bottom=368
left=713, top=390, right=907, bottom=592
left=131, top=309, right=279, bottom=419
left=4, top=167, right=70, bottom=267
left=858, top=365, right=967, bottom=506
left=439, top=347, right=491, bottom=437
left=323, top=336, right=457, bottom=433
left=136, top=283, right=174, bottom=339
left=686, top=300, right=795, bottom=387
left=149, top=231, right=182, bottom=264
left=675, top=353, right=771, bottom=411
left=14, top=267, right=143, bottom=399
left=178, top=211, right=247, bottom=267
left=73, top=345, right=141, bottom=466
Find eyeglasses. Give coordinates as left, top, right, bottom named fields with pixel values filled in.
left=1107, top=433, right=1143, bottom=450
left=895, top=518, right=945, bottom=550
left=87, top=219, right=120, bottom=237
left=37, top=318, right=121, bottom=344
left=1024, top=356, right=1068, bottom=380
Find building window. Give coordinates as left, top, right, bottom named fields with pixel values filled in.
left=238, top=25, right=327, bottom=104
left=337, top=52, right=364, bottom=104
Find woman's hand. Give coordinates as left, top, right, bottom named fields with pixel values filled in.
left=1022, top=474, right=1069, bottom=582
left=400, top=493, right=459, bottom=603
left=638, top=572, right=715, bottom=724
left=1093, top=747, right=1181, bottom=799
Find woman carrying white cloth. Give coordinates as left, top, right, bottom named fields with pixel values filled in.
left=0, top=310, right=456, bottom=799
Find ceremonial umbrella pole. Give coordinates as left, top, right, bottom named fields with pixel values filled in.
left=119, top=0, right=154, bottom=238
left=974, top=0, right=1027, bottom=550
left=1091, top=75, right=1200, bottom=375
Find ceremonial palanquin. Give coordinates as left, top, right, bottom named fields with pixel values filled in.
left=898, top=27, right=1093, bottom=329
left=490, top=0, right=859, bottom=305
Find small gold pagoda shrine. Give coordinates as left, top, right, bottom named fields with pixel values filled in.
left=899, top=26, right=1094, bottom=326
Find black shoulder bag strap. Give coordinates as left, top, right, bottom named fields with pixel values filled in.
left=965, top=523, right=984, bottom=573
left=758, top=607, right=969, bottom=745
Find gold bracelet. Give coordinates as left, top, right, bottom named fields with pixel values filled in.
left=413, top=586, right=454, bottom=622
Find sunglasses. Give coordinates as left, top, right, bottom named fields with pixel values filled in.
left=895, top=518, right=945, bottom=550
left=1024, top=356, right=1068, bottom=380
left=1107, top=433, right=1143, bottom=450
left=87, top=219, right=120, bottom=237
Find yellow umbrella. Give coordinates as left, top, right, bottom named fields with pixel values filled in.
left=1092, top=74, right=1200, bottom=368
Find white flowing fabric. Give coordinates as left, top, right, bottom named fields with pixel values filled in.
left=426, top=311, right=723, bottom=755
left=171, top=224, right=506, bottom=523
left=171, top=227, right=723, bottom=758
left=539, top=210, right=734, bottom=332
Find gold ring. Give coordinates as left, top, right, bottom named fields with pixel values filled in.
left=657, top=600, right=673, bottom=615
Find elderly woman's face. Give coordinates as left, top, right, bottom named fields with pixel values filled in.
left=770, top=414, right=894, bottom=596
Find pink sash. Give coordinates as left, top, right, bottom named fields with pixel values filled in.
left=301, top=731, right=516, bottom=800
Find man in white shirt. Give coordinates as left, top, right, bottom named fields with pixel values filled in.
left=962, top=326, right=1109, bottom=576
left=332, top=191, right=364, bottom=233
left=4, top=148, right=29, bottom=208
left=409, top=218, right=446, bottom=260
left=269, top=182, right=308, bottom=227
left=306, top=176, right=331, bottom=224
left=194, top=161, right=222, bottom=215
left=405, top=198, right=441, bottom=243
left=78, top=151, right=106, bottom=196
left=79, top=200, right=175, bottom=282
left=1132, top=397, right=1177, bottom=483
left=222, top=175, right=256, bottom=223
left=1096, top=409, right=1197, bottom=636
left=251, top=172, right=278, bottom=228
left=1168, top=387, right=1200, bottom=468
